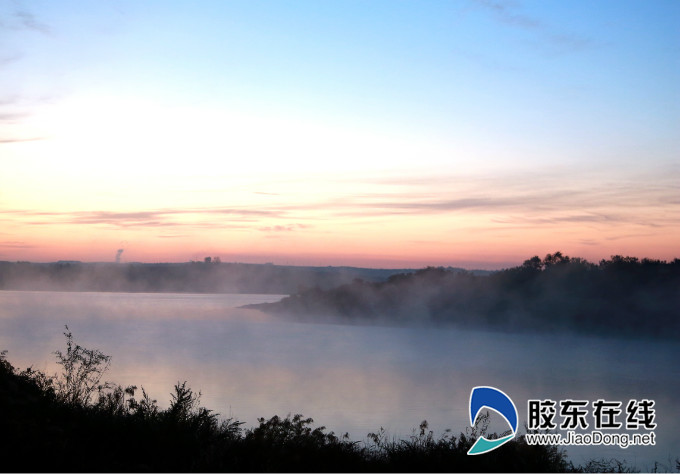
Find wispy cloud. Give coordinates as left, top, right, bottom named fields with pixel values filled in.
left=473, top=0, right=595, bottom=55
left=475, top=0, right=541, bottom=30
left=0, top=112, right=29, bottom=123
left=1, top=208, right=286, bottom=229
left=258, top=224, right=309, bottom=233
left=0, top=1, right=52, bottom=35
left=2, top=168, right=678, bottom=235
left=311, top=186, right=677, bottom=225
left=286, top=167, right=680, bottom=229
left=604, top=233, right=657, bottom=242
left=13, top=8, right=51, bottom=35
left=0, top=2, right=54, bottom=138
left=0, top=240, right=35, bottom=248
left=0, top=137, right=44, bottom=144
left=0, top=54, right=23, bottom=67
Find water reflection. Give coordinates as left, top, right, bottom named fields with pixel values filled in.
left=0, top=290, right=677, bottom=469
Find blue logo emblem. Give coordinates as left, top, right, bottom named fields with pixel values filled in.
left=467, top=386, right=518, bottom=455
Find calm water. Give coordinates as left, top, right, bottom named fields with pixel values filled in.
left=1, top=290, right=678, bottom=469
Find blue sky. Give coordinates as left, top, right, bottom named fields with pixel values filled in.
left=1, top=0, right=678, bottom=267
left=6, top=0, right=678, bottom=155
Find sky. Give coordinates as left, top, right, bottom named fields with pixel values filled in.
left=1, top=0, right=678, bottom=269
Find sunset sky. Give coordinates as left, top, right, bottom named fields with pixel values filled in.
left=1, top=0, right=678, bottom=269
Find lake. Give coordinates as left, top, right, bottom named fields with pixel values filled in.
left=0, top=290, right=678, bottom=470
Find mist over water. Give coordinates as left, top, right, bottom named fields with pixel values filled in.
left=1, top=290, right=678, bottom=469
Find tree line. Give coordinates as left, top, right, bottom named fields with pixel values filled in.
left=253, top=253, right=680, bottom=339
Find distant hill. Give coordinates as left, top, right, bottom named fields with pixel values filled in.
left=249, top=253, right=680, bottom=339
left=0, top=261, right=487, bottom=294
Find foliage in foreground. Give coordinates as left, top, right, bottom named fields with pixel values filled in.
left=0, top=331, right=673, bottom=472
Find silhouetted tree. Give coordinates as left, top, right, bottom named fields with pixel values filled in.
left=522, top=256, right=543, bottom=271
left=53, top=325, right=112, bottom=406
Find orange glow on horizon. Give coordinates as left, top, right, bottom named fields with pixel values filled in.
left=5, top=218, right=678, bottom=270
